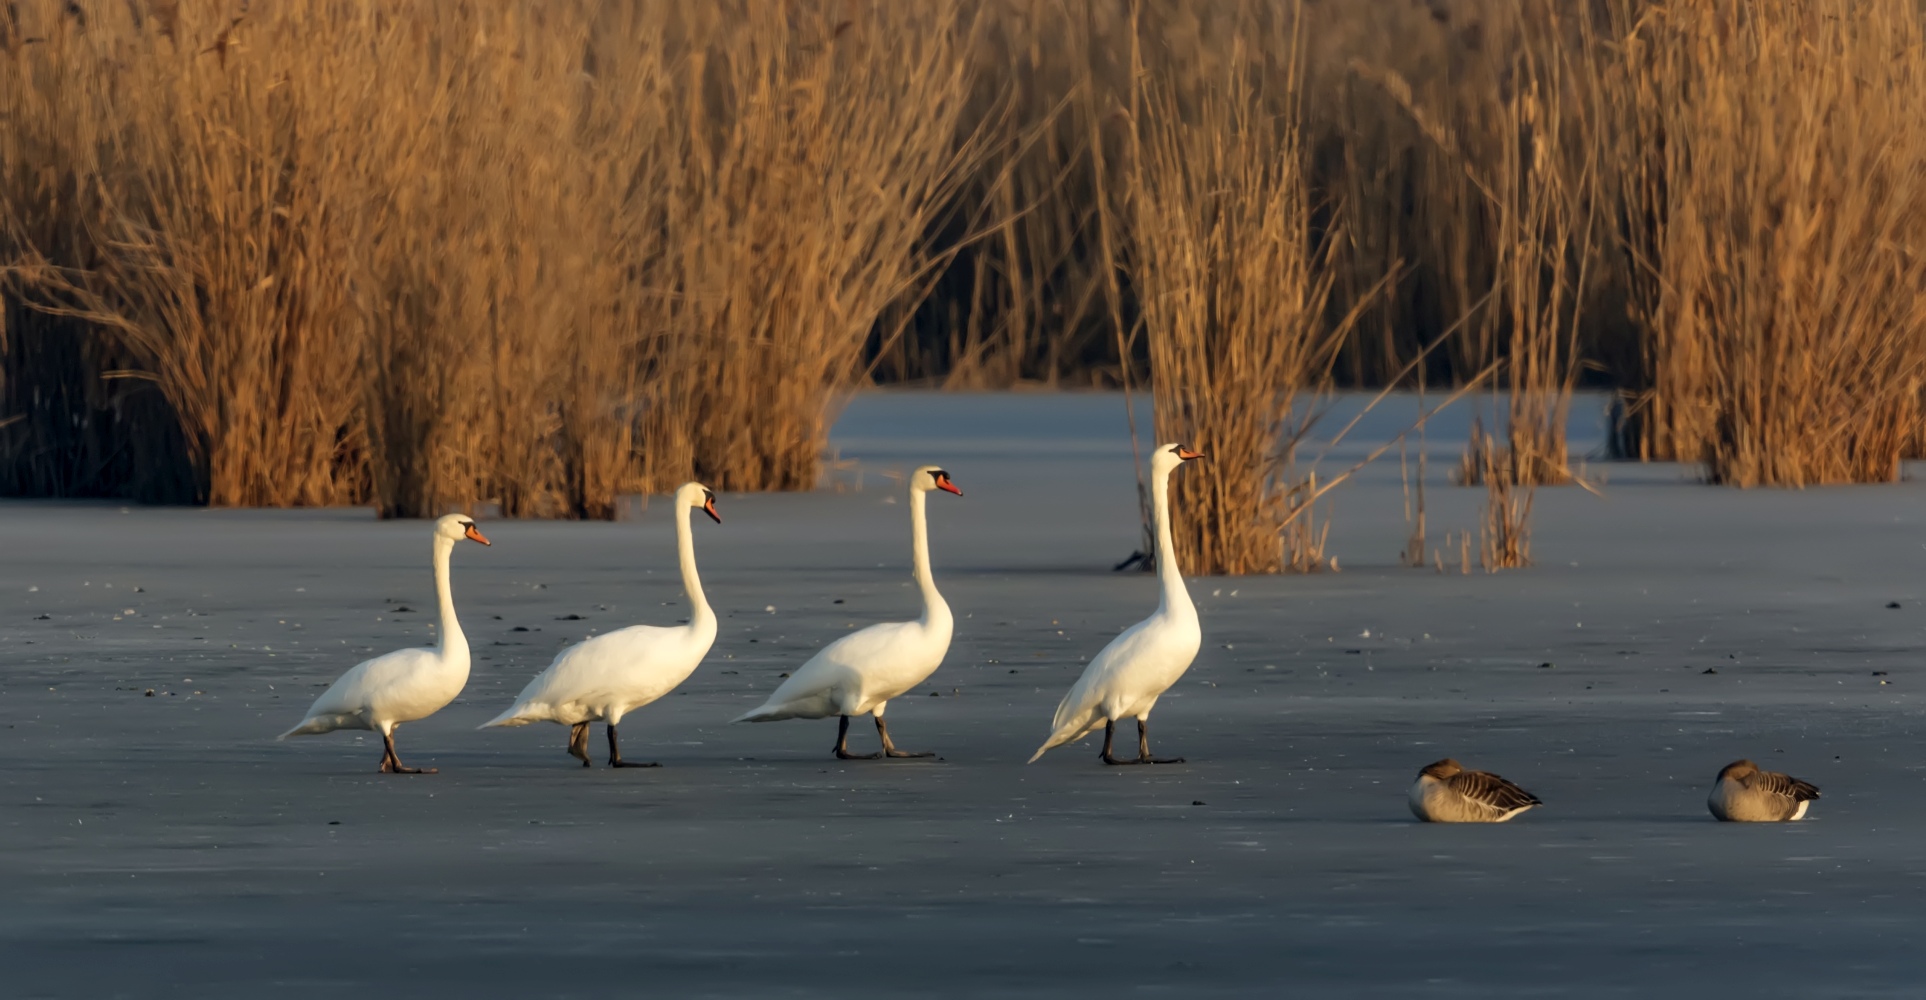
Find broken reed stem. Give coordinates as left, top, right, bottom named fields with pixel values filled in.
left=1401, top=376, right=1429, bottom=568
left=1475, top=424, right=1533, bottom=571
left=1280, top=468, right=1335, bottom=574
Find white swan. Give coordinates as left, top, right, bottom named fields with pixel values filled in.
left=733, top=465, right=961, bottom=759
left=1030, top=443, right=1203, bottom=765
left=481, top=483, right=722, bottom=767
left=280, top=513, right=491, bottom=773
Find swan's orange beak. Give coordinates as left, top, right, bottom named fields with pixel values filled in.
left=702, top=495, right=722, bottom=524
left=935, top=473, right=963, bottom=496
left=1176, top=447, right=1205, bottom=461
left=464, top=523, right=492, bottom=546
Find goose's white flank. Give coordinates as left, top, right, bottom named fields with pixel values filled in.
left=733, top=465, right=961, bottom=759
left=1707, top=759, right=1819, bottom=822
left=1407, top=758, right=1542, bottom=823
left=280, top=513, right=491, bottom=773
left=1029, top=443, right=1203, bottom=765
left=482, top=483, right=721, bottom=767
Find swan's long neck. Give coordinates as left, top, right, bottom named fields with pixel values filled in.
left=675, top=502, right=715, bottom=634
left=910, top=487, right=950, bottom=627
left=432, top=535, right=469, bottom=665
left=1152, top=466, right=1195, bottom=619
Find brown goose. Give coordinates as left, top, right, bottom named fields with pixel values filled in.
left=1408, top=758, right=1542, bottom=823
left=1707, top=759, right=1819, bottom=822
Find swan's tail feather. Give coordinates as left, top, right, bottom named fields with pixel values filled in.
left=1027, top=721, right=1093, bottom=763
left=479, top=705, right=537, bottom=729
left=1029, top=690, right=1102, bottom=763
left=732, top=703, right=786, bottom=723
left=279, top=715, right=344, bottom=739
left=733, top=690, right=838, bottom=723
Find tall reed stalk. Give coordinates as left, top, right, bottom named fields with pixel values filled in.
left=1, top=1, right=372, bottom=506
left=635, top=2, right=985, bottom=493
left=885, top=0, right=1122, bottom=389
left=1122, top=2, right=1354, bottom=576
left=0, top=1, right=984, bottom=511
left=1610, top=0, right=1926, bottom=485
left=1353, top=3, right=1603, bottom=489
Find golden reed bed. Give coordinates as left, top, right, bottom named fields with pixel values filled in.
left=4, top=1, right=1925, bottom=576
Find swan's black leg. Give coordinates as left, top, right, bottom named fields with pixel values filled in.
left=608, top=724, right=661, bottom=768
left=834, top=715, right=880, bottom=760
left=876, top=716, right=933, bottom=758
left=567, top=722, right=592, bottom=767
left=1101, top=719, right=1138, bottom=765
left=1136, top=719, right=1185, bottom=765
left=380, top=730, right=435, bottom=774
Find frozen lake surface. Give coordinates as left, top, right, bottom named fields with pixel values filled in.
left=4, top=391, right=1925, bottom=997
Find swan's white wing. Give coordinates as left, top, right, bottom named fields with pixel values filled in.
left=282, top=646, right=442, bottom=736
left=1029, top=611, right=1200, bottom=761
left=1028, top=617, right=1153, bottom=759
left=734, top=620, right=939, bottom=721
left=484, top=624, right=708, bottom=727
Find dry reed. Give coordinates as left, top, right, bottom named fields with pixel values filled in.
left=0, top=1, right=983, bottom=513
left=1280, top=470, right=1335, bottom=574
left=1609, top=0, right=1926, bottom=485
left=1312, top=1, right=1523, bottom=387
left=1399, top=383, right=1430, bottom=568
left=879, top=0, right=1124, bottom=388
left=1119, top=1, right=1360, bottom=576
left=1350, top=3, right=1604, bottom=489
left=1463, top=418, right=1533, bottom=569
left=9, top=0, right=1926, bottom=530
left=635, top=2, right=985, bottom=492
left=1, top=1, right=373, bottom=506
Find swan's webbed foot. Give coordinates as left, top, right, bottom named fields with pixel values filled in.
left=379, top=732, right=436, bottom=774
left=1133, top=720, right=1183, bottom=766
left=1096, top=719, right=1181, bottom=764
left=568, top=722, right=592, bottom=767
left=833, top=715, right=882, bottom=760
left=606, top=725, right=660, bottom=768
left=875, top=717, right=933, bottom=759
left=1098, top=719, right=1134, bottom=765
